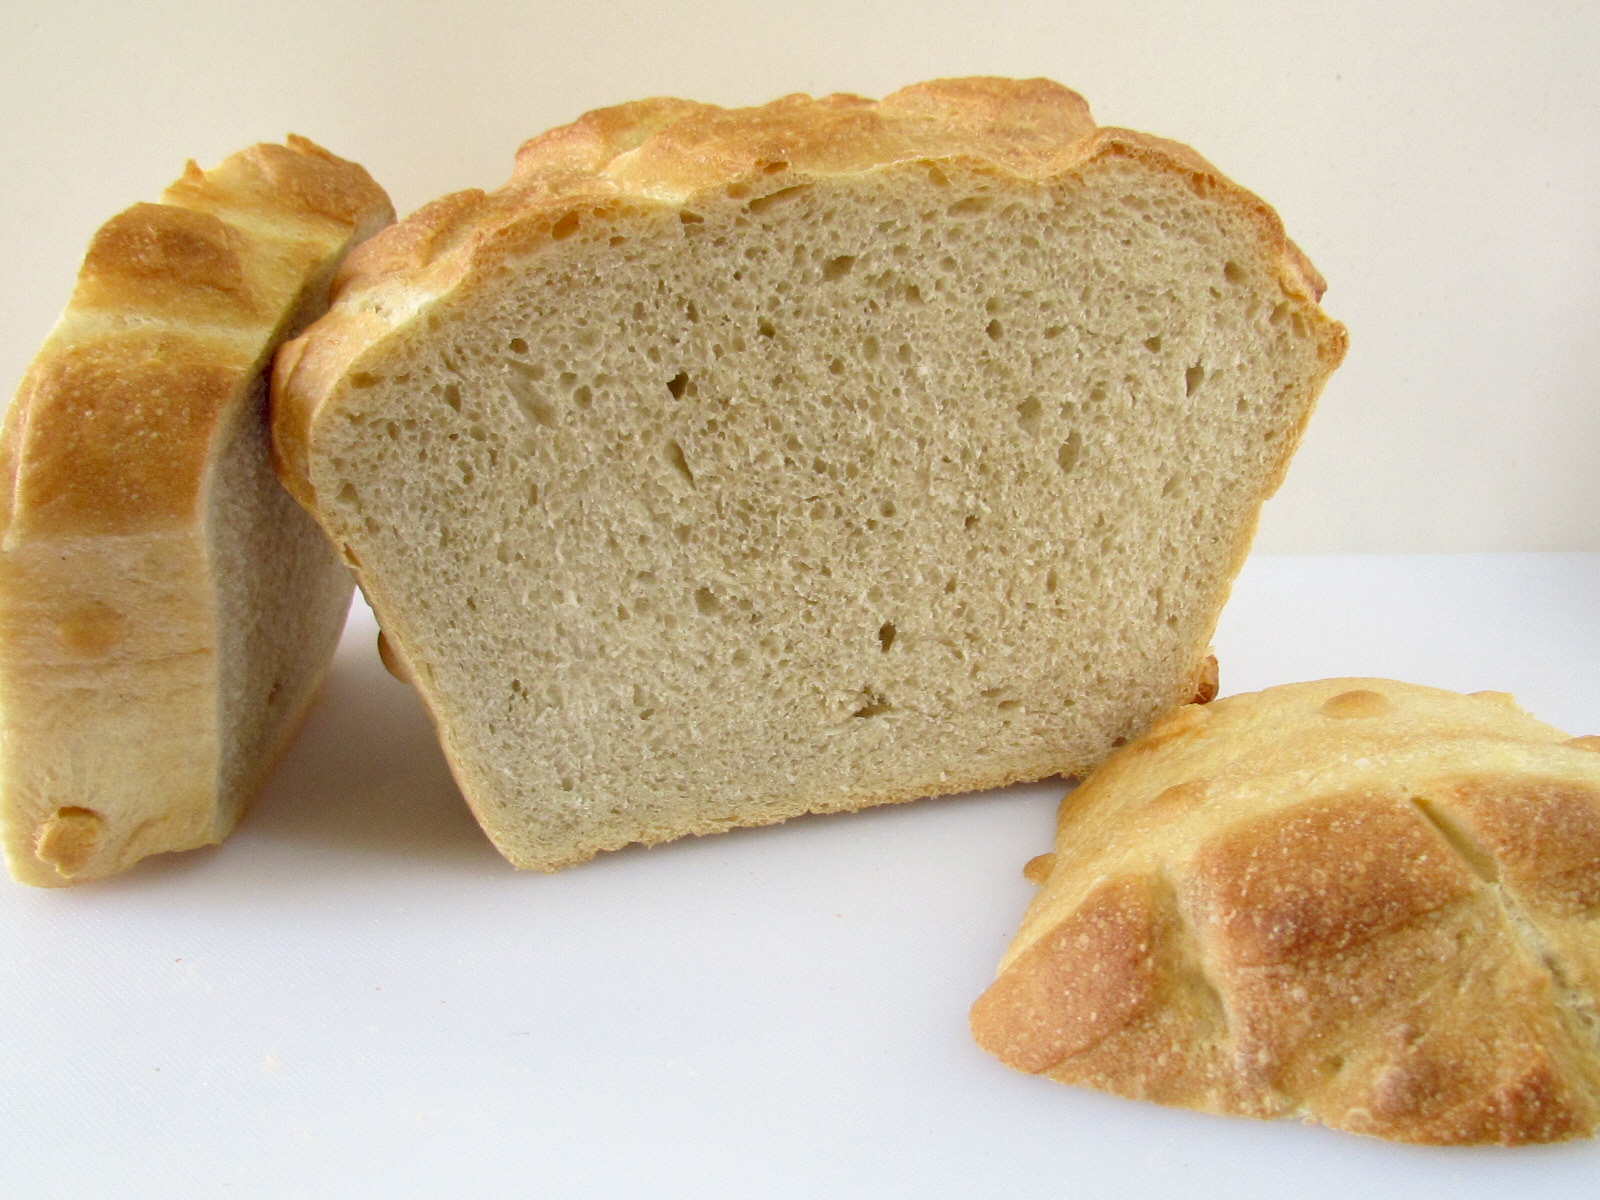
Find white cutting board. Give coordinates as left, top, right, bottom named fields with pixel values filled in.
left=4, top=552, right=1599, bottom=1197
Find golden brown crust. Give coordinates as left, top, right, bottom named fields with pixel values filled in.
left=4, top=139, right=391, bottom=538
left=1192, top=793, right=1478, bottom=967
left=0, top=139, right=392, bottom=886
left=970, top=873, right=1167, bottom=1072
left=272, top=77, right=1345, bottom=505
left=972, top=678, right=1600, bottom=1144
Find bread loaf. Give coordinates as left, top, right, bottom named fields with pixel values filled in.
left=971, top=678, right=1600, bottom=1145
left=0, top=138, right=393, bottom=885
left=273, top=78, right=1345, bottom=871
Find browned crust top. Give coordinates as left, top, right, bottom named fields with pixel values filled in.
left=2, top=136, right=393, bottom=540
left=271, top=77, right=1346, bottom=506
left=972, top=678, right=1600, bottom=1145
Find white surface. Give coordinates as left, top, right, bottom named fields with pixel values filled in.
left=3, top=551, right=1599, bottom=1197
left=2, top=2, right=1598, bottom=554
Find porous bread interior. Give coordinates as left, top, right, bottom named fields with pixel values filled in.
left=205, top=374, right=351, bottom=831
left=313, top=157, right=1328, bottom=869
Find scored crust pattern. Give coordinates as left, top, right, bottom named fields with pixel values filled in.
left=970, top=678, right=1600, bottom=1145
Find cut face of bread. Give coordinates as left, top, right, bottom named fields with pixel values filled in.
left=971, top=679, right=1600, bottom=1145
left=0, top=139, right=393, bottom=886
left=274, top=78, right=1345, bottom=871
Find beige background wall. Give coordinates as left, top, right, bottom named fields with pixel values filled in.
left=3, top=1, right=1595, bottom=553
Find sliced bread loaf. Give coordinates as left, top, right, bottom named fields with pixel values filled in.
left=273, top=78, right=1346, bottom=871
left=0, top=138, right=393, bottom=885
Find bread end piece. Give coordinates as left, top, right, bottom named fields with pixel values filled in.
left=973, top=678, right=1600, bottom=1145
left=0, top=138, right=393, bottom=886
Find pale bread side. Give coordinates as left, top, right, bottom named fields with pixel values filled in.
left=972, top=678, right=1600, bottom=1145
left=274, top=78, right=1345, bottom=871
left=0, top=138, right=393, bottom=885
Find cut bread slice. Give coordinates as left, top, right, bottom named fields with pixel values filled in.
left=971, top=679, right=1600, bottom=1144
left=273, top=78, right=1346, bottom=872
left=0, top=138, right=393, bottom=886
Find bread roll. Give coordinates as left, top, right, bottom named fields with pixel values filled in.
left=972, top=678, right=1600, bottom=1145
left=0, top=138, right=392, bottom=885
left=273, top=78, right=1345, bottom=871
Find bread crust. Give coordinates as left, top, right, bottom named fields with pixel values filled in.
left=971, top=679, right=1600, bottom=1145
left=272, top=78, right=1345, bottom=506
left=0, top=138, right=393, bottom=885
